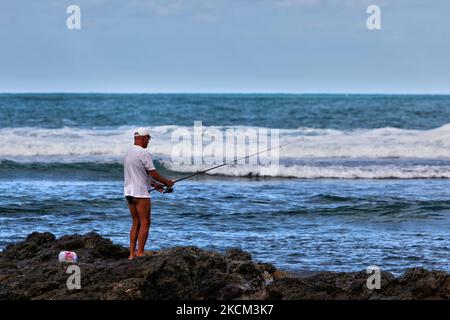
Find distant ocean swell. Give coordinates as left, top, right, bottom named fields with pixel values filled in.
left=1, top=124, right=450, bottom=179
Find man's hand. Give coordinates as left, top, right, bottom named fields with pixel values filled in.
left=152, top=183, right=165, bottom=193
left=166, top=179, right=175, bottom=188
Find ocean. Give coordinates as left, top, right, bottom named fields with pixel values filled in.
left=1, top=93, right=449, bottom=275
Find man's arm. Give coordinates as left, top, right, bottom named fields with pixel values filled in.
left=148, top=170, right=174, bottom=187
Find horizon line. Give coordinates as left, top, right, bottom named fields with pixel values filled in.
left=1, top=92, right=450, bottom=95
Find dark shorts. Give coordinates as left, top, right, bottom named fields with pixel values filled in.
left=125, top=196, right=150, bottom=204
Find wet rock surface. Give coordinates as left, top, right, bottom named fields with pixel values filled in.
left=0, top=232, right=448, bottom=300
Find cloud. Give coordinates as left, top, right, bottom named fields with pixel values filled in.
left=145, top=0, right=185, bottom=16
left=135, top=0, right=387, bottom=15
left=269, top=0, right=390, bottom=7
left=193, top=13, right=219, bottom=22
left=271, top=0, right=320, bottom=6
left=129, top=0, right=218, bottom=17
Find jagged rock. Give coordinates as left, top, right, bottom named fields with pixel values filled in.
left=265, top=268, right=450, bottom=300
left=266, top=270, right=394, bottom=300
left=0, top=232, right=449, bottom=300
left=0, top=233, right=265, bottom=300
left=374, top=268, right=450, bottom=299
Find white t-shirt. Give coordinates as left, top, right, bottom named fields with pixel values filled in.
left=123, top=145, right=156, bottom=198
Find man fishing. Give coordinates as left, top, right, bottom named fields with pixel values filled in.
left=123, top=128, right=174, bottom=260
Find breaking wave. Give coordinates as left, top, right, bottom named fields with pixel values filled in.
left=1, top=124, right=450, bottom=179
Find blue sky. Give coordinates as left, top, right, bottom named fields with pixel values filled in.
left=1, top=0, right=449, bottom=93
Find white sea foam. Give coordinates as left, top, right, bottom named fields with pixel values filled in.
left=1, top=124, right=450, bottom=178
left=160, top=162, right=450, bottom=179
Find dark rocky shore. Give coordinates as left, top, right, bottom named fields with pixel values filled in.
left=0, top=232, right=448, bottom=300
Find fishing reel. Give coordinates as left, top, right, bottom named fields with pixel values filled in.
left=163, top=186, right=174, bottom=194
left=150, top=184, right=174, bottom=194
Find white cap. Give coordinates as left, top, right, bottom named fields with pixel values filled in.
left=134, top=127, right=151, bottom=137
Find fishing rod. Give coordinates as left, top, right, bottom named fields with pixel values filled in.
left=149, top=139, right=301, bottom=193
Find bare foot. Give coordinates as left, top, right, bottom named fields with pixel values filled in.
left=128, top=254, right=136, bottom=260
left=136, top=252, right=144, bottom=257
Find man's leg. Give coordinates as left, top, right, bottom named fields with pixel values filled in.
left=135, top=198, right=151, bottom=256
left=127, top=198, right=140, bottom=260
